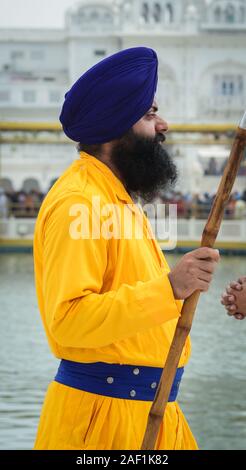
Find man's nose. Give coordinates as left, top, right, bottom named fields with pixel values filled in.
left=155, top=117, right=169, bottom=134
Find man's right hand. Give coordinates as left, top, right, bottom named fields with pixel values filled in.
left=168, top=247, right=220, bottom=300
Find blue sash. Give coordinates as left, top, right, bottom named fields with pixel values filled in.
left=54, top=360, right=184, bottom=402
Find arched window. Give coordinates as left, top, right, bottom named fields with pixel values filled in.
left=103, top=12, right=112, bottom=23
left=166, top=3, right=173, bottom=23
left=225, top=4, right=235, bottom=23
left=219, top=76, right=244, bottom=97
left=22, top=178, right=40, bottom=193
left=90, top=10, right=99, bottom=21
left=74, top=8, right=85, bottom=24
left=77, top=7, right=85, bottom=18
left=238, top=76, right=244, bottom=94
left=239, top=5, right=245, bottom=22
left=213, top=75, right=220, bottom=95
left=142, top=2, right=149, bottom=22
left=214, top=6, right=221, bottom=22
left=229, top=81, right=234, bottom=95
left=153, top=3, right=161, bottom=23
left=0, top=178, right=14, bottom=193
left=222, top=81, right=227, bottom=95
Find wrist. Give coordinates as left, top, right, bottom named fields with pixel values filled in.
left=168, top=271, right=179, bottom=299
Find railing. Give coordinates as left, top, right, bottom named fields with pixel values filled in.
left=1, top=202, right=41, bottom=219
left=1, top=216, right=246, bottom=246
left=0, top=202, right=245, bottom=221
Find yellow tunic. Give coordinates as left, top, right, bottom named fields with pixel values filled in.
left=33, top=152, right=198, bottom=450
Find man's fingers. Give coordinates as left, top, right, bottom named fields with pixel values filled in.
left=226, top=284, right=242, bottom=294
left=227, top=307, right=237, bottom=316
left=197, top=279, right=210, bottom=292
left=198, top=260, right=217, bottom=274
left=193, top=247, right=220, bottom=262
left=229, top=281, right=242, bottom=291
left=234, top=313, right=245, bottom=320
left=198, top=271, right=212, bottom=283
left=226, top=304, right=237, bottom=312
left=220, top=298, right=236, bottom=308
left=221, top=293, right=235, bottom=304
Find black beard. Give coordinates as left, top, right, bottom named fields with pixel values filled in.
left=110, top=129, right=177, bottom=202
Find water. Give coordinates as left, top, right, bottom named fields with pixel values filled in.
left=0, top=253, right=246, bottom=450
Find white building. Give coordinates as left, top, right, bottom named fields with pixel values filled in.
left=0, top=0, right=246, bottom=194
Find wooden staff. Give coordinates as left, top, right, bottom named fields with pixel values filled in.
left=141, top=111, right=246, bottom=450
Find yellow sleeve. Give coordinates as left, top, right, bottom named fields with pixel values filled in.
left=42, top=195, right=180, bottom=349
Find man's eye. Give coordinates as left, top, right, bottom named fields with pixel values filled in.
left=147, top=113, right=156, bottom=118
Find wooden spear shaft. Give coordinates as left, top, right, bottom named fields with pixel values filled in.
left=141, top=112, right=246, bottom=450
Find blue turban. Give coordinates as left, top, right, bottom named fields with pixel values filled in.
left=59, top=47, right=158, bottom=144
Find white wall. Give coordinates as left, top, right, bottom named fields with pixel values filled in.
left=0, top=0, right=246, bottom=193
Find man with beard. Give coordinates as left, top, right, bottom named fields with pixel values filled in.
left=33, top=47, right=219, bottom=450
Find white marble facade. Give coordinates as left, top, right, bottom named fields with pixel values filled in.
left=0, top=0, right=246, bottom=192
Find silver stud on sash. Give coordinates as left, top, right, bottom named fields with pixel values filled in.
left=133, top=368, right=140, bottom=375
left=107, top=377, right=114, bottom=384
left=151, top=382, right=157, bottom=389
left=130, top=389, right=136, bottom=397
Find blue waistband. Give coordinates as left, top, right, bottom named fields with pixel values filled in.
left=54, top=360, right=184, bottom=402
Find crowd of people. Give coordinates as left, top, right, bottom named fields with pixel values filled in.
left=159, top=189, right=246, bottom=219
left=0, top=188, right=45, bottom=219
left=204, top=157, right=246, bottom=176
left=1, top=186, right=246, bottom=220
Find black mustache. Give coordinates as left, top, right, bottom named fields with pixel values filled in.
left=156, top=134, right=166, bottom=143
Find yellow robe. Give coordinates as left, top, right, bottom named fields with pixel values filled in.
left=33, top=152, right=198, bottom=450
